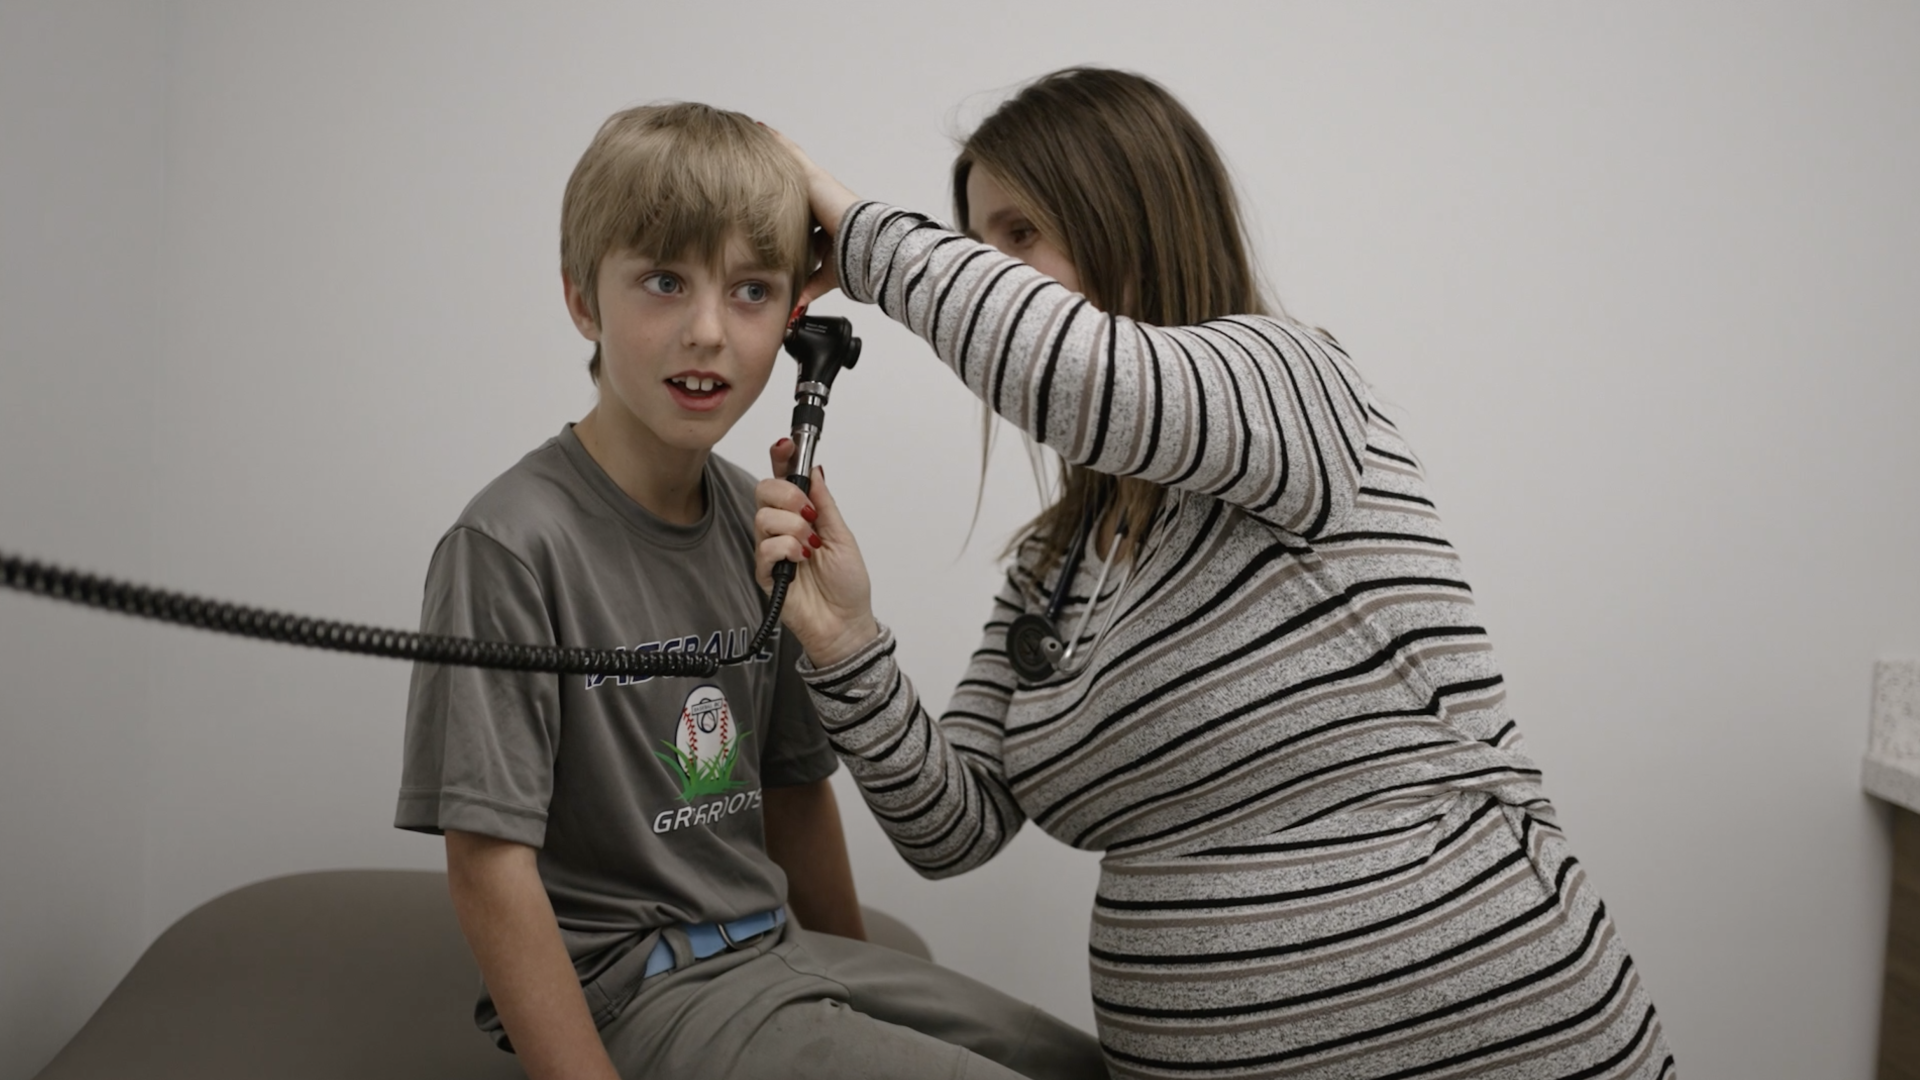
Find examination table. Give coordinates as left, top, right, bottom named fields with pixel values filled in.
left=33, top=870, right=931, bottom=1080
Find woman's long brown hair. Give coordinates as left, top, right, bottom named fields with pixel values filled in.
left=954, top=67, right=1270, bottom=573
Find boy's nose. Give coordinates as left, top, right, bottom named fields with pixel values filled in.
left=684, top=295, right=726, bottom=349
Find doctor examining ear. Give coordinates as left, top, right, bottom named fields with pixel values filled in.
left=756, top=67, right=1676, bottom=1080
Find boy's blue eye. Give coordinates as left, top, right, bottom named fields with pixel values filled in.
left=645, top=272, right=681, bottom=295
left=735, top=282, right=769, bottom=303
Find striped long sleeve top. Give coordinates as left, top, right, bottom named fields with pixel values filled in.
left=804, top=201, right=1549, bottom=874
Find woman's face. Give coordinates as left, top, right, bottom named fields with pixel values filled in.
left=964, top=167, right=1082, bottom=295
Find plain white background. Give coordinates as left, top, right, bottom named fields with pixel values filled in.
left=3, top=2, right=1917, bottom=1077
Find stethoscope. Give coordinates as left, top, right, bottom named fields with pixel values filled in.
left=1005, top=496, right=1132, bottom=685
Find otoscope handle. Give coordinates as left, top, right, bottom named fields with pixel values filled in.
left=773, top=455, right=811, bottom=585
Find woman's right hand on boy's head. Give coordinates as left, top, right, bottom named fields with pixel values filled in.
left=759, top=124, right=860, bottom=305
left=756, top=438, right=880, bottom=668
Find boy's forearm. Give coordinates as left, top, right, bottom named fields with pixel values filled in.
left=444, top=830, right=623, bottom=1080
left=763, top=778, right=867, bottom=940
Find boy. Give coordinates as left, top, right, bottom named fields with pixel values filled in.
left=394, top=104, right=1105, bottom=1080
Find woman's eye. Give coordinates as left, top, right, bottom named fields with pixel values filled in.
left=643, top=272, right=682, bottom=295
left=734, top=281, right=770, bottom=303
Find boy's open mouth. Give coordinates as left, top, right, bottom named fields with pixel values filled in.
left=666, top=373, right=731, bottom=411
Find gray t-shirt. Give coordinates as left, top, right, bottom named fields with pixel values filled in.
left=395, top=425, right=837, bottom=1019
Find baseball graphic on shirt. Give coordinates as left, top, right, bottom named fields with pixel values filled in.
left=676, top=684, right=733, bottom=768
left=656, top=683, right=749, bottom=803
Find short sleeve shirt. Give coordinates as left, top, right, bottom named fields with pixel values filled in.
left=395, top=425, right=837, bottom=989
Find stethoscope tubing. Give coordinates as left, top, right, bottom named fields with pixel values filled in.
left=1055, top=526, right=1128, bottom=676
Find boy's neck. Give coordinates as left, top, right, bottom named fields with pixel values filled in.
left=573, top=405, right=708, bottom=526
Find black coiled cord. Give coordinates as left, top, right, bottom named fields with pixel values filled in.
left=1, top=549, right=791, bottom=680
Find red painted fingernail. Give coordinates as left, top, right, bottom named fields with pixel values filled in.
left=801, top=505, right=818, bottom=523
left=809, top=533, right=823, bottom=549
left=801, top=547, right=812, bottom=559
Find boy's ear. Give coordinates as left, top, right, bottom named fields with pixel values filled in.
left=562, top=270, right=601, bottom=342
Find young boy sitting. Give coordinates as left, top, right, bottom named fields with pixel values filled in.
left=393, top=103, right=1105, bottom=1080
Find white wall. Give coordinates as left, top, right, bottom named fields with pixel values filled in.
left=0, top=1, right=165, bottom=1075
left=1, top=1, right=1916, bottom=1077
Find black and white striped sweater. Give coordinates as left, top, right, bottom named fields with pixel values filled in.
left=807, top=201, right=1547, bottom=868
left=804, top=201, right=1671, bottom=1079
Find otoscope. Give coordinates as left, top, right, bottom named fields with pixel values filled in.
left=743, top=311, right=861, bottom=655
left=0, top=315, right=862, bottom=681
left=778, top=316, right=860, bottom=499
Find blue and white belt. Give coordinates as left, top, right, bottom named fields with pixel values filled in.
left=641, top=906, right=786, bottom=981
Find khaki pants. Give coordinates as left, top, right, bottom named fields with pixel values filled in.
left=597, top=925, right=1108, bottom=1080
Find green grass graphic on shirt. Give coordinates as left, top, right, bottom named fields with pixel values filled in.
left=655, top=732, right=750, bottom=802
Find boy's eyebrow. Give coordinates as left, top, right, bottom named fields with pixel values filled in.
left=720, top=254, right=785, bottom=276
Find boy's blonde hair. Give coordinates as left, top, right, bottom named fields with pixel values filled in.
left=562, top=103, right=810, bottom=379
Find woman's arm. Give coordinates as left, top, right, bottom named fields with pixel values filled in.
left=836, top=201, right=1373, bottom=538
left=800, top=602, right=1031, bottom=879
left=769, top=132, right=1369, bottom=537
left=763, top=777, right=868, bottom=939
left=755, top=445, right=1028, bottom=878
left=443, top=830, right=622, bottom=1080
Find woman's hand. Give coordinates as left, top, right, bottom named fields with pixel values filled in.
left=756, top=439, right=880, bottom=667
left=761, top=125, right=860, bottom=307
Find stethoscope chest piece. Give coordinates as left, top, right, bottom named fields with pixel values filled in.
left=1006, top=497, right=1134, bottom=687
left=1007, top=614, right=1066, bottom=684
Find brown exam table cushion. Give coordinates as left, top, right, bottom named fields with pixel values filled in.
left=34, top=869, right=932, bottom=1080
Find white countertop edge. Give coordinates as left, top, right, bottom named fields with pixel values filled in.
left=1864, top=754, right=1920, bottom=814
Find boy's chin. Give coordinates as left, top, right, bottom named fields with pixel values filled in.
left=653, top=426, right=727, bottom=455
left=658, top=411, right=752, bottom=453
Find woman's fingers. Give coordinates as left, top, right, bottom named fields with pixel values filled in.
left=757, top=535, right=809, bottom=568
left=756, top=504, right=813, bottom=545
left=755, top=535, right=811, bottom=590
left=761, top=445, right=846, bottom=552
left=754, top=470, right=819, bottom=595
left=755, top=476, right=811, bottom=520
left=758, top=440, right=816, bottom=527
left=806, top=465, right=851, bottom=541
left=758, top=124, right=859, bottom=237
left=759, top=123, right=813, bottom=170
left=807, top=175, right=860, bottom=241
left=799, top=256, right=840, bottom=307
left=750, top=457, right=878, bottom=665
left=799, top=227, right=841, bottom=307
left=767, top=437, right=797, bottom=480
